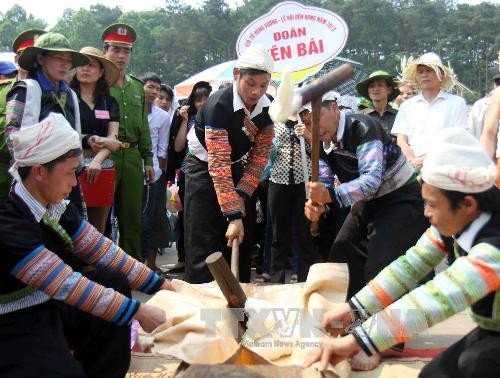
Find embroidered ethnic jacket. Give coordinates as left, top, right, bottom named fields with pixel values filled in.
left=350, top=214, right=500, bottom=355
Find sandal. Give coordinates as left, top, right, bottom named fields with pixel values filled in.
left=254, top=272, right=271, bottom=283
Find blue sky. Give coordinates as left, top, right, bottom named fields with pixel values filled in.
left=3, top=0, right=236, bottom=27
left=2, top=0, right=497, bottom=28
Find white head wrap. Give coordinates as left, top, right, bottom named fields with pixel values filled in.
left=421, top=128, right=497, bottom=193
left=300, top=91, right=340, bottom=113
left=9, top=113, right=81, bottom=182
left=236, top=44, right=274, bottom=74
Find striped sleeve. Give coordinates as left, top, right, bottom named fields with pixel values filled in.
left=10, top=245, right=139, bottom=326
left=71, top=220, right=165, bottom=294
left=333, top=139, right=384, bottom=207
left=205, top=125, right=243, bottom=220
left=236, top=124, right=274, bottom=197
left=319, top=158, right=336, bottom=190
left=353, top=241, right=500, bottom=354
left=350, top=227, right=448, bottom=316
left=5, top=84, right=27, bottom=149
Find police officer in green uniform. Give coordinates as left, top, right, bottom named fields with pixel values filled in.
left=12, top=29, right=47, bottom=80
left=0, top=29, right=46, bottom=205
left=0, top=68, right=16, bottom=205
left=102, top=24, right=154, bottom=260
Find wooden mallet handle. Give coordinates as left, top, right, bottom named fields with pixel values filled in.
left=298, top=63, right=355, bottom=107
left=310, top=96, right=322, bottom=237
left=230, top=239, right=239, bottom=281
left=206, top=252, right=247, bottom=308
left=304, top=64, right=354, bottom=237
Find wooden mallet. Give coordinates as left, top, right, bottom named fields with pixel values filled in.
left=206, top=251, right=247, bottom=341
left=268, top=64, right=355, bottom=236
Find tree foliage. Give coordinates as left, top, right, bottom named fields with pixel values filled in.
left=1, top=0, right=498, bottom=101
left=0, top=5, right=46, bottom=51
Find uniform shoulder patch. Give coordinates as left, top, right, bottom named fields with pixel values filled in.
left=129, top=74, right=144, bottom=84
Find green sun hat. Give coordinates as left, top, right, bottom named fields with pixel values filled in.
left=356, top=70, right=400, bottom=101
left=18, top=32, right=89, bottom=71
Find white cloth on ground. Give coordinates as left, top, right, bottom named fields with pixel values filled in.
left=138, top=263, right=350, bottom=376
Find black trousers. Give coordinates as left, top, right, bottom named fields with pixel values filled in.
left=0, top=270, right=131, bottom=378
left=329, top=181, right=428, bottom=299
left=254, top=179, right=269, bottom=274
left=184, top=155, right=255, bottom=283
left=317, top=206, right=350, bottom=262
left=269, top=182, right=314, bottom=283
left=420, top=327, right=500, bottom=378
left=177, top=170, right=186, bottom=263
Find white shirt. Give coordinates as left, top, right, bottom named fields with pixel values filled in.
left=468, top=96, right=490, bottom=140
left=147, top=105, right=170, bottom=183
left=497, top=127, right=500, bottom=158
left=456, top=212, right=491, bottom=253
left=392, top=90, right=468, bottom=157
left=165, top=96, right=180, bottom=126
left=232, top=82, right=271, bottom=119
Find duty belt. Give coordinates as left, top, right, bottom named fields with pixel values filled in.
left=120, top=141, right=138, bottom=149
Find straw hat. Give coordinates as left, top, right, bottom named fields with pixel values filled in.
left=356, top=70, right=400, bottom=101
left=18, top=32, right=89, bottom=71
left=79, top=46, right=119, bottom=85
left=400, top=53, right=467, bottom=93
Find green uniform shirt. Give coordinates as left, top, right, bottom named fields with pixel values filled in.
left=109, top=75, right=153, bottom=166
left=0, top=79, right=15, bottom=161
left=0, top=78, right=15, bottom=204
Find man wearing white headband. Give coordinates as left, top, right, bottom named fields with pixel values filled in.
left=184, top=44, right=274, bottom=283
left=0, top=113, right=174, bottom=377
left=304, top=128, right=500, bottom=375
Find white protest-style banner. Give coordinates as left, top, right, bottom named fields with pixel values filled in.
left=236, top=1, right=348, bottom=83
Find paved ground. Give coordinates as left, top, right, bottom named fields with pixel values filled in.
left=156, top=244, right=184, bottom=275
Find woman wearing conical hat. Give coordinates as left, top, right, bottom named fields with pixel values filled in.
left=70, top=47, right=122, bottom=234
